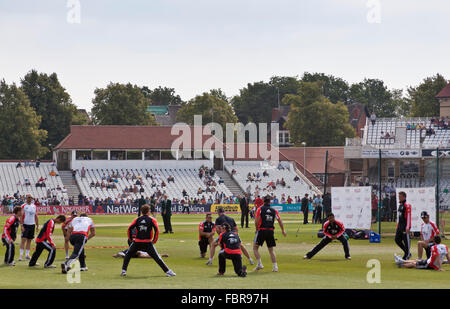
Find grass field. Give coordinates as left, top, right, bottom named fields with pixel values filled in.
left=0, top=213, right=449, bottom=289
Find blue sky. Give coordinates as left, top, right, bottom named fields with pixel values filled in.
left=1, top=0, right=449, bottom=110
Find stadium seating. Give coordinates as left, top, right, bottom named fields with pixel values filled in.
left=75, top=168, right=233, bottom=201
left=224, top=162, right=316, bottom=200
left=0, top=162, right=68, bottom=201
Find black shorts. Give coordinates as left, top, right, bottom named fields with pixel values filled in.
left=254, top=229, right=276, bottom=248
left=416, top=259, right=433, bottom=270
left=22, top=224, right=35, bottom=239
left=199, top=237, right=210, bottom=253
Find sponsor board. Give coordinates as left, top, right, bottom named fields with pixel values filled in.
left=210, top=204, right=241, bottom=213
left=331, top=186, right=372, bottom=229
left=422, top=148, right=450, bottom=157
left=92, top=203, right=212, bottom=214
left=271, top=204, right=302, bottom=212
left=396, top=187, right=436, bottom=232
left=362, top=149, right=420, bottom=158
left=37, top=205, right=92, bottom=215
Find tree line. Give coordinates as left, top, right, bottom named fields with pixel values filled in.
left=0, top=70, right=447, bottom=159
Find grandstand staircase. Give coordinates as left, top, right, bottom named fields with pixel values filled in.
left=59, top=170, right=82, bottom=199
left=216, top=170, right=244, bottom=197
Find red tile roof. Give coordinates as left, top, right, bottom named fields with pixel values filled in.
left=279, top=147, right=345, bottom=174
left=437, top=83, right=450, bottom=98
left=55, top=125, right=223, bottom=150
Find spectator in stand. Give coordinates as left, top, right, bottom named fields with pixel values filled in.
left=370, top=112, right=376, bottom=126
left=16, top=161, right=22, bottom=168
left=35, top=158, right=41, bottom=168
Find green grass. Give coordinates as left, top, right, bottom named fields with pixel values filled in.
left=0, top=213, right=449, bottom=289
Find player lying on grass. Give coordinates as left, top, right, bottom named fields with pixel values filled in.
left=217, top=223, right=247, bottom=277
left=418, top=211, right=439, bottom=260
left=304, top=213, right=351, bottom=260
left=29, top=215, right=66, bottom=268
left=394, top=235, right=449, bottom=271
left=253, top=196, right=286, bottom=272
left=2, top=206, right=22, bottom=266
left=121, top=204, right=176, bottom=277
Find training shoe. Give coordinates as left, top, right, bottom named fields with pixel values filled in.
left=272, top=266, right=278, bottom=272
left=254, top=264, right=264, bottom=271
left=217, top=272, right=224, bottom=276
left=206, top=260, right=213, bottom=266
left=61, top=263, right=68, bottom=274
left=25, top=256, right=31, bottom=260
left=240, top=265, right=247, bottom=277
left=44, top=265, right=56, bottom=269
left=29, top=263, right=40, bottom=267
left=121, top=270, right=127, bottom=276
left=80, top=267, right=88, bottom=271
left=166, top=269, right=176, bottom=277
left=18, top=257, right=23, bottom=261
left=7, top=262, right=16, bottom=266
left=303, top=255, right=311, bottom=259
left=346, top=256, right=352, bottom=260
left=249, top=258, right=255, bottom=265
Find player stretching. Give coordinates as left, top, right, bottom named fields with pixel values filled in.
left=396, top=191, right=412, bottom=260
left=19, top=195, right=39, bottom=261
left=418, top=211, right=439, bottom=260
left=29, top=215, right=66, bottom=268
left=304, top=213, right=351, bottom=260
left=207, top=207, right=254, bottom=266
left=61, top=213, right=96, bottom=273
left=121, top=204, right=176, bottom=277
left=395, top=236, right=449, bottom=271
left=253, top=196, right=286, bottom=272
left=62, top=211, right=78, bottom=260
left=217, top=223, right=247, bottom=277
left=199, top=213, right=215, bottom=258
left=2, top=206, right=22, bottom=266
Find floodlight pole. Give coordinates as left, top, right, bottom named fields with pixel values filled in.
left=378, top=149, right=381, bottom=235
left=323, top=150, right=329, bottom=223
left=436, top=147, right=440, bottom=229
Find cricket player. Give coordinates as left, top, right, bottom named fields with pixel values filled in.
left=121, top=204, right=176, bottom=277
left=62, top=211, right=78, bottom=260
left=217, top=223, right=247, bottom=277
left=19, top=195, right=39, bottom=261
left=418, top=211, right=439, bottom=260
left=199, top=213, right=215, bottom=258
left=304, top=213, right=351, bottom=260
left=396, top=191, right=412, bottom=260
left=253, top=196, right=286, bottom=272
left=61, top=213, right=96, bottom=273
left=29, top=215, right=66, bottom=268
left=395, top=236, right=449, bottom=271
left=2, top=206, right=22, bottom=266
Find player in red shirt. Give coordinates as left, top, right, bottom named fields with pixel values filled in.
left=253, top=196, right=286, bottom=272
left=62, top=211, right=78, bottom=260
left=254, top=196, right=264, bottom=209
left=2, top=206, right=22, bottom=266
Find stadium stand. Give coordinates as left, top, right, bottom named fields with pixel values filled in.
left=224, top=161, right=317, bottom=201
left=74, top=167, right=233, bottom=202
left=0, top=162, right=69, bottom=202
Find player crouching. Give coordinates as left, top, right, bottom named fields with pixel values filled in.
left=29, top=215, right=66, bottom=268
left=217, top=223, right=247, bottom=277
left=395, top=235, right=449, bottom=271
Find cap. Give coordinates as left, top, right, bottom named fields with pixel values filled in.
left=420, top=211, right=429, bottom=218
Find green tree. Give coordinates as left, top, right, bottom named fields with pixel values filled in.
left=391, top=89, right=410, bottom=117
left=408, top=74, right=448, bottom=117
left=91, top=82, right=157, bottom=125
left=176, top=91, right=237, bottom=128
left=285, top=82, right=355, bottom=147
left=231, top=76, right=301, bottom=124
left=348, top=78, right=397, bottom=118
left=0, top=80, right=48, bottom=159
left=142, top=86, right=185, bottom=106
left=20, top=70, right=76, bottom=152
left=301, top=72, right=350, bottom=104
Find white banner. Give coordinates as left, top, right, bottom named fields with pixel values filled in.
left=395, top=187, right=436, bottom=232
left=361, top=149, right=420, bottom=158
left=331, top=186, right=372, bottom=230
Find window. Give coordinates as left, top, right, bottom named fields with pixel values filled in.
left=278, top=130, right=290, bottom=145
left=161, top=150, right=176, bottom=160
left=92, top=151, right=108, bottom=160
left=110, top=151, right=126, bottom=160
left=399, top=160, right=419, bottom=177
left=144, top=150, right=160, bottom=160
left=126, top=151, right=142, bottom=160
left=76, top=150, right=91, bottom=160
left=386, top=161, right=395, bottom=178
left=179, top=150, right=193, bottom=160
